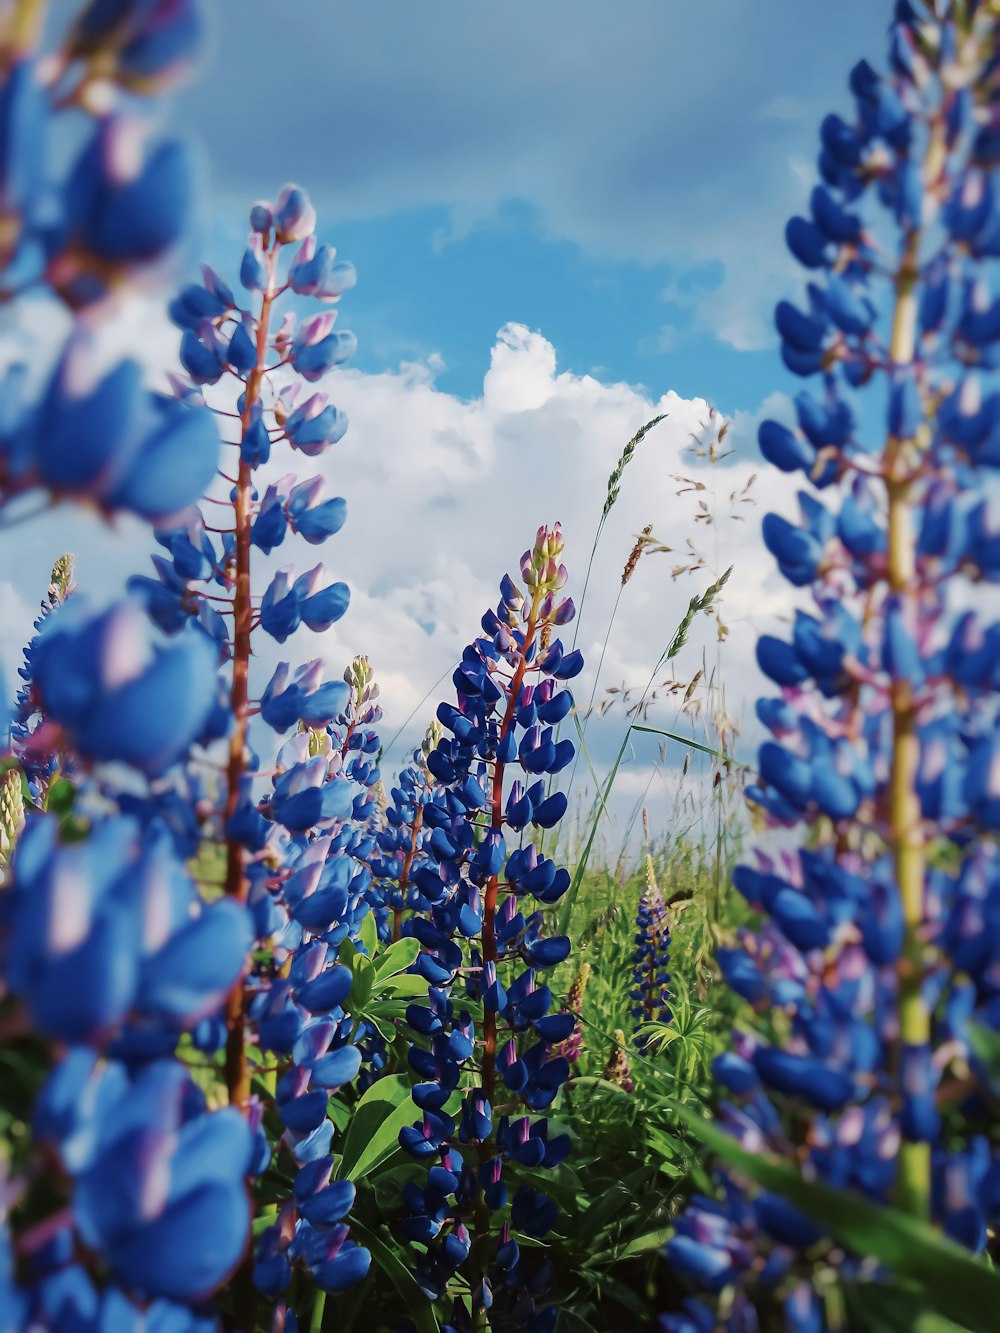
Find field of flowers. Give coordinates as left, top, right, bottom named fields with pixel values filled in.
left=3, top=1, right=1000, bottom=1330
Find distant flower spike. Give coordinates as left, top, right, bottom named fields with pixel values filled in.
left=395, top=524, right=580, bottom=1332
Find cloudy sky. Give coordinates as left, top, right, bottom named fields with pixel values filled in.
left=0, top=2, right=894, bottom=839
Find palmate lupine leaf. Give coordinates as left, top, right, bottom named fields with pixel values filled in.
left=338, top=1075, right=417, bottom=1182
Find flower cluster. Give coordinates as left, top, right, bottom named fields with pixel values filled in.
left=0, top=7, right=260, bottom=1328
left=666, top=4, right=1000, bottom=1328
left=124, top=185, right=381, bottom=1321
left=602, top=1030, right=635, bottom=1095
left=370, top=721, right=447, bottom=938
left=631, top=887, right=672, bottom=1043
left=1, top=663, right=252, bottom=1325
left=0, top=0, right=217, bottom=521
left=10, top=553, right=76, bottom=802
left=395, top=525, right=581, bottom=1331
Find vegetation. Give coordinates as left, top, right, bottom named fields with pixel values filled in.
left=3, top=2, right=1000, bottom=1332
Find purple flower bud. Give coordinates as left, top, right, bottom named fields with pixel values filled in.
left=274, top=185, right=317, bottom=244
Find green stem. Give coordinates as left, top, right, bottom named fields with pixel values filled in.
left=885, top=128, right=939, bottom=1215
left=4, top=0, right=46, bottom=52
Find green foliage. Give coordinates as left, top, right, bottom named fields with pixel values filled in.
left=339, top=1077, right=417, bottom=1183
left=663, top=1097, right=1000, bottom=1333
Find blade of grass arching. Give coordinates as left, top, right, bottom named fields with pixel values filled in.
left=571, top=413, right=669, bottom=652
left=557, top=732, right=631, bottom=936
left=631, top=725, right=752, bottom=772
left=542, top=417, right=667, bottom=855
left=572, top=712, right=611, bottom=821
left=556, top=570, right=732, bottom=936
left=616, top=763, right=659, bottom=871
left=378, top=659, right=453, bottom=763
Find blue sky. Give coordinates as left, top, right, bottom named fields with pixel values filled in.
left=181, top=1, right=889, bottom=410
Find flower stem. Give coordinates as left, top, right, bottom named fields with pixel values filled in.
left=219, top=251, right=277, bottom=1333
left=886, top=205, right=930, bottom=1220
left=392, top=804, right=423, bottom=944
left=4, top=0, right=46, bottom=52
left=223, top=253, right=275, bottom=1115
left=470, top=588, right=542, bottom=1321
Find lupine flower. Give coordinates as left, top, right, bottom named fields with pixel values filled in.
left=52, top=121, right=194, bottom=307
left=396, top=524, right=580, bottom=1332
left=245, top=666, right=384, bottom=1295
left=370, top=720, right=444, bottom=944
left=0, top=7, right=257, bottom=1326
left=11, top=554, right=76, bottom=802
left=631, top=887, right=672, bottom=1040
left=138, top=187, right=374, bottom=1315
left=602, top=1029, right=635, bottom=1094
left=666, top=6, right=1000, bottom=1326
left=4, top=816, right=250, bottom=1046
left=633, top=810, right=672, bottom=1045
left=554, top=961, right=590, bottom=1070
left=26, top=598, right=219, bottom=778
left=0, top=335, right=219, bottom=521
left=36, top=1056, right=253, bottom=1301
left=66, top=0, right=204, bottom=95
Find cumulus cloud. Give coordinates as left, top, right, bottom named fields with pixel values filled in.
left=0, top=320, right=799, bottom=819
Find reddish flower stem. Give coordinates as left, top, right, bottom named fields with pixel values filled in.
left=223, top=247, right=277, bottom=1116
left=392, top=804, right=423, bottom=944
left=218, top=247, right=279, bottom=1333
left=481, top=591, right=540, bottom=1108
left=470, top=590, right=542, bottom=1324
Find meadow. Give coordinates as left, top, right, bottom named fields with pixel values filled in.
left=3, top=2, right=1000, bottom=1332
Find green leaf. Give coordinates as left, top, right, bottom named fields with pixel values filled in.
left=338, top=1075, right=417, bottom=1182
left=568, top=1076, right=632, bottom=1098
left=966, top=1022, right=1000, bottom=1096
left=556, top=1312, right=600, bottom=1333
left=664, top=1098, right=1000, bottom=1333
left=381, top=974, right=432, bottom=999
left=374, top=937, right=421, bottom=978
left=631, top=724, right=751, bottom=772
left=45, top=777, right=76, bottom=815
left=326, top=1095, right=352, bottom=1133
left=349, top=954, right=375, bottom=1010
left=349, top=1221, right=440, bottom=1333
left=574, top=1181, right=640, bottom=1243
left=843, top=1281, right=974, bottom=1332
left=617, top=1225, right=673, bottom=1260
left=358, top=910, right=378, bottom=960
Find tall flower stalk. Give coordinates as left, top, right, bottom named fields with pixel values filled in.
left=397, top=525, right=582, bottom=1331
left=0, top=6, right=261, bottom=1328
left=130, top=186, right=376, bottom=1323
left=665, top=4, right=1000, bottom=1329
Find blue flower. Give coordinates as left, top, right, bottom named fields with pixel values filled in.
left=30, top=598, right=218, bottom=777
left=71, top=1061, right=252, bottom=1300
left=6, top=816, right=250, bottom=1045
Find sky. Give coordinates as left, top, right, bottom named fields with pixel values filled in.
left=0, top=2, right=897, bottom=839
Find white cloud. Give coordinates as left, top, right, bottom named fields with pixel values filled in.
left=0, top=321, right=799, bottom=832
